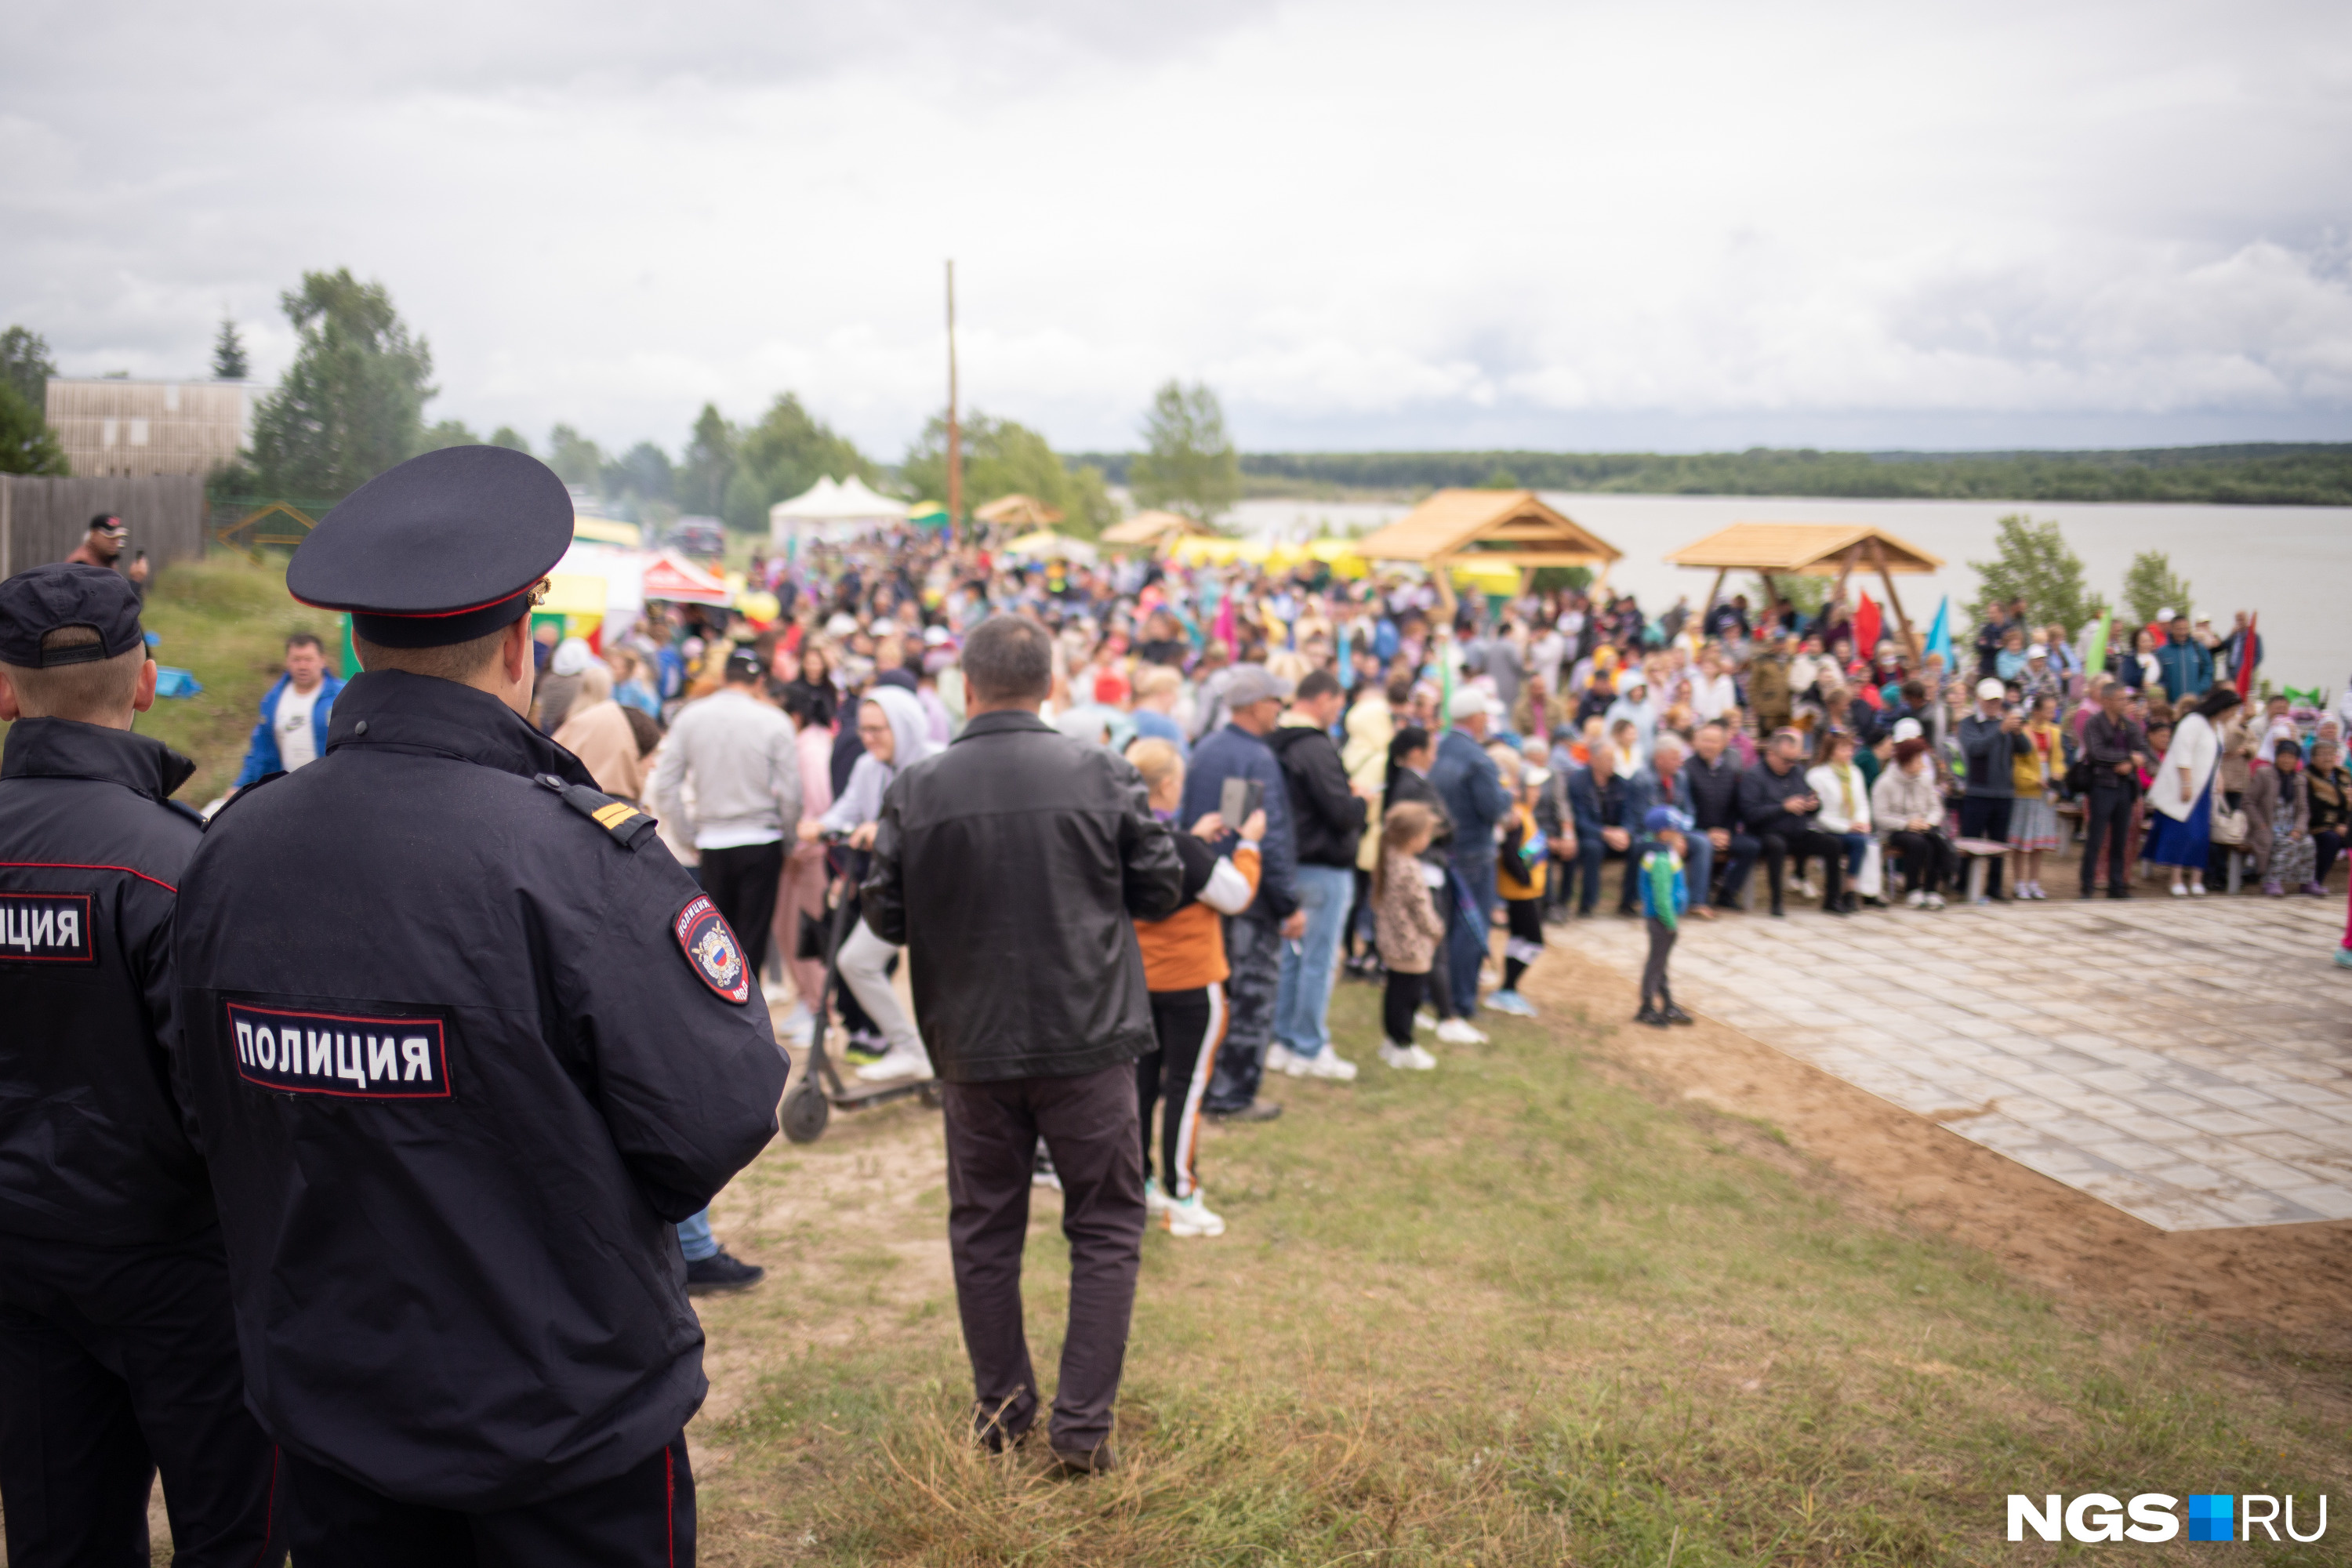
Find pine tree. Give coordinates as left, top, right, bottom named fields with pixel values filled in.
left=212, top=314, right=250, bottom=379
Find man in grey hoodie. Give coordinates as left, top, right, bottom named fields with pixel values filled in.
left=645, top=648, right=801, bottom=1290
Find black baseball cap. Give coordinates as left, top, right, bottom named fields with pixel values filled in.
left=0, top=563, right=146, bottom=667
left=288, top=445, right=573, bottom=649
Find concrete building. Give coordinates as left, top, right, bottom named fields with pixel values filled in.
left=45, top=377, right=251, bottom=479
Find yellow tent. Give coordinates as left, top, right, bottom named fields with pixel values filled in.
left=1171, top=536, right=1243, bottom=566
left=1004, top=529, right=1098, bottom=561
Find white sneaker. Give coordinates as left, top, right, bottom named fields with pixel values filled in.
left=1925, top=892, right=1947, bottom=910
left=1486, top=989, right=1539, bottom=1018
left=1414, top=1011, right=1438, bottom=1033
left=2188, top=883, right=2206, bottom=897
left=1163, top=1192, right=1225, bottom=1237
left=1795, top=877, right=1820, bottom=901
left=1380, top=1041, right=1439, bottom=1070
left=2170, top=881, right=2188, bottom=897
left=855, top=1043, right=935, bottom=1082
left=1144, top=1177, right=1170, bottom=1216
left=779, top=1007, right=816, bottom=1047
left=1297, top=1049, right=1359, bottom=1082
left=1905, top=889, right=1927, bottom=909
left=1435, top=1018, right=1488, bottom=1046
left=1263, top=1042, right=1304, bottom=1076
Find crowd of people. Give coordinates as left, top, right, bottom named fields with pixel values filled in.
left=241, top=521, right=2307, bottom=1251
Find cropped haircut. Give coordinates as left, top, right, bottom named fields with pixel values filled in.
left=354, top=625, right=509, bottom=684
left=962, top=615, right=1052, bottom=703
left=1, top=626, right=146, bottom=720
left=1295, top=669, right=1342, bottom=704
left=285, top=632, right=325, bottom=654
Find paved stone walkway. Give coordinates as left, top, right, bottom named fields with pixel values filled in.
left=1556, top=895, right=2352, bottom=1231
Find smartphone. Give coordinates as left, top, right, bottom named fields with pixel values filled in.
left=1218, top=776, right=1264, bottom=827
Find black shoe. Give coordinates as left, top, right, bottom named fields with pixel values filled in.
left=1661, top=1003, right=1696, bottom=1025
left=1206, top=1100, right=1283, bottom=1123
left=1769, top=905, right=1787, bottom=918
left=1823, top=901, right=1850, bottom=917
left=2107, top=889, right=2132, bottom=900
left=1051, top=1440, right=1120, bottom=1475
left=1633, top=1004, right=1669, bottom=1029
left=685, top=1248, right=765, bottom=1295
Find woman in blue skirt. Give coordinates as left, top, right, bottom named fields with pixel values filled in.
left=2145, top=686, right=2243, bottom=897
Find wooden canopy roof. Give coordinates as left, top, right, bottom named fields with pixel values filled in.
left=973, top=493, right=1064, bottom=528
left=1356, top=488, right=1621, bottom=569
left=1100, top=509, right=1216, bottom=547
left=1665, top=522, right=1943, bottom=576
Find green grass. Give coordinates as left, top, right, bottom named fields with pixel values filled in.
left=692, top=982, right=2350, bottom=1565
left=1, top=551, right=331, bottom=804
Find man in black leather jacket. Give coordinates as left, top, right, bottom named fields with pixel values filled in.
left=864, top=615, right=1182, bottom=1475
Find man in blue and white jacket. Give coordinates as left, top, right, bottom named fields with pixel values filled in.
left=230, top=632, right=341, bottom=791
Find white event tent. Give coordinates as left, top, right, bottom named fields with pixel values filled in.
left=768, top=476, right=909, bottom=546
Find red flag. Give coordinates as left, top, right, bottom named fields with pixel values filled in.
left=2234, top=611, right=2258, bottom=698
left=1853, top=592, right=1882, bottom=663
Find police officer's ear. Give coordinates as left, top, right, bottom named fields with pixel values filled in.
left=0, top=666, right=18, bottom=723
left=132, top=657, right=158, bottom=714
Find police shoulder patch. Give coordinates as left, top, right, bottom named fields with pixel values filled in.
left=536, top=773, right=659, bottom=849
left=673, top=895, right=751, bottom=1004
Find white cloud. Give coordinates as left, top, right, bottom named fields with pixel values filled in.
left=2, top=0, right=2347, bottom=457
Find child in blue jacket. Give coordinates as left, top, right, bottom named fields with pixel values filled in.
left=1635, top=807, right=1695, bottom=1028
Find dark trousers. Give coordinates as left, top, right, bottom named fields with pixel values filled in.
left=1886, top=829, right=1957, bottom=895
left=1715, top=833, right=1762, bottom=906
left=1206, top=914, right=1280, bottom=1113
left=1502, top=897, right=1544, bottom=991
left=1571, top=840, right=1635, bottom=915
left=1139, top=989, right=1223, bottom=1201
left=1381, top=969, right=1426, bottom=1044
left=1640, top=916, right=1678, bottom=1008
left=2080, top=785, right=2137, bottom=893
left=1445, top=858, right=1496, bottom=1016
left=699, top=840, right=785, bottom=988
left=2316, top=829, right=2348, bottom=886
left=1957, top=797, right=2013, bottom=896
left=285, top=1433, right=691, bottom=1567
left=941, top=1062, right=1145, bottom=1454
left=0, top=1233, right=283, bottom=1568
left=1756, top=827, right=1844, bottom=912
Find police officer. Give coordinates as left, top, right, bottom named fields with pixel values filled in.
left=0, top=564, right=284, bottom=1566
left=172, top=445, right=789, bottom=1564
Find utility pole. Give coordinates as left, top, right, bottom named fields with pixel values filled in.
left=944, top=260, right=962, bottom=539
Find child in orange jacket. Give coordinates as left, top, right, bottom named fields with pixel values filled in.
left=1125, top=739, right=1263, bottom=1238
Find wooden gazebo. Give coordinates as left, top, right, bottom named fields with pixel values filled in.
left=1665, top=522, right=1944, bottom=654
left=973, top=493, right=1065, bottom=529
left=1099, top=509, right=1217, bottom=549
left=1356, top=489, right=1621, bottom=610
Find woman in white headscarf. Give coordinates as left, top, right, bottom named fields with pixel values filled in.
left=800, top=685, right=937, bottom=1081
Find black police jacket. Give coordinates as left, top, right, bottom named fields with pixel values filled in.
left=172, top=670, right=787, bottom=1511
left=862, top=709, right=1184, bottom=1083
left=0, top=719, right=210, bottom=1247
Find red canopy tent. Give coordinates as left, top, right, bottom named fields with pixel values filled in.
left=641, top=551, right=731, bottom=608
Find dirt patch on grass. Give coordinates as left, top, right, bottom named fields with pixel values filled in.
left=1526, top=944, right=2352, bottom=1352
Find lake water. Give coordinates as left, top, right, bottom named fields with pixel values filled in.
left=1224, top=493, right=2351, bottom=692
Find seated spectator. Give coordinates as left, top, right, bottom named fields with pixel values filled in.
left=2308, top=739, right=2350, bottom=887
left=1872, top=737, right=1954, bottom=908
left=1685, top=720, right=1750, bottom=910
left=1626, top=731, right=1711, bottom=920
left=1566, top=741, right=1634, bottom=916
left=1737, top=729, right=1847, bottom=917
left=2248, top=742, right=2318, bottom=896
left=1804, top=729, right=1874, bottom=912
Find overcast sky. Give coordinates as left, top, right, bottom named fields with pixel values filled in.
left=5, top=0, right=2348, bottom=461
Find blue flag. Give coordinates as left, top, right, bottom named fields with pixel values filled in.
left=1924, top=597, right=1951, bottom=665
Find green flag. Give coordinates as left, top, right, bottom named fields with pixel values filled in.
left=2084, top=609, right=2111, bottom=681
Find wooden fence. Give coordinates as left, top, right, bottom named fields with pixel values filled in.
left=0, top=474, right=209, bottom=579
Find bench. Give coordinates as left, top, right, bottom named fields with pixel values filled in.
left=1953, top=837, right=2011, bottom=902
